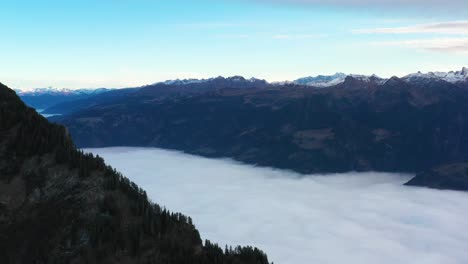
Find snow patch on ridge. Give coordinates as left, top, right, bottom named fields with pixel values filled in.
left=403, top=67, right=468, bottom=83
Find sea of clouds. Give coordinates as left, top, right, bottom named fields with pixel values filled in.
left=86, top=147, right=468, bottom=264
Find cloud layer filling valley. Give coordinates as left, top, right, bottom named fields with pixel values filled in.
left=87, top=147, right=468, bottom=264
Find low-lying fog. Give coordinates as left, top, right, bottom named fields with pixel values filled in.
left=86, top=147, right=468, bottom=264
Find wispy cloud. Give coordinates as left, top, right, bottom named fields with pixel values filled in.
left=372, top=38, right=468, bottom=54
left=175, top=22, right=249, bottom=29
left=273, top=34, right=325, bottom=39
left=256, top=0, right=467, bottom=10
left=354, top=21, right=468, bottom=35
left=216, top=34, right=250, bottom=39
left=355, top=21, right=468, bottom=54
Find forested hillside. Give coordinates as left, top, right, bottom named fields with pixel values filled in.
left=0, top=82, right=269, bottom=264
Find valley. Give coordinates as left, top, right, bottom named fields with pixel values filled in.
left=87, top=147, right=468, bottom=264
left=31, top=70, right=468, bottom=191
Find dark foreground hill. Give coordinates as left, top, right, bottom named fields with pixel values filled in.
left=0, top=82, right=269, bottom=264
left=53, top=76, right=468, bottom=191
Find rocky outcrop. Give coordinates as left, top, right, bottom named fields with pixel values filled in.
left=405, top=162, right=468, bottom=191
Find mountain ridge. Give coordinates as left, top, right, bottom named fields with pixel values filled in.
left=15, top=67, right=468, bottom=95
left=51, top=74, right=468, bottom=191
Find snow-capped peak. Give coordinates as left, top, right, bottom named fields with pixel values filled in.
left=160, top=76, right=266, bottom=86
left=403, top=68, right=468, bottom=84
left=16, top=87, right=112, bottom=96
left=294, top=73, right=347, bottom=87
left=162, top=79, right=206, bottom=86
left=348, top=74, right=387, bottom=84
left=294, top=73, right=386, bottom=87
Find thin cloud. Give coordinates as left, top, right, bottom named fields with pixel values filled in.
left=273, top=34, right=324, bottom=39
left=175, top=22, right=249, bottom=29
left=256, top=0, right=467, bottom=9
left=373, top=38, right=468, bottom=54
left=273, top=34, right=291, bottom=39
left=216, top=34, right=250, bottom=39
left=354, top=21, right=468, bottom=35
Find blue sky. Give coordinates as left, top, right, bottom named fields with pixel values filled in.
left=1, top=0, right=467, bottom=89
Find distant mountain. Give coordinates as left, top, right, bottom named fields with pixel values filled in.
left=403, top=67, right=468, bottom=86
left=294, top=73, right=347, bottom=87
left=25, top=69, right=468, bottom=115
left=42, top=87, right=139, bottom=115
left=160, top=76, right=266, bottom=86
left=294, top=73, right=387, bottom=87
left=43, top=76, right=270, bottom=115
left=16, top=87, right=113, bottom=96
left=20, top=68, right=468, bottom=113
left=0, top=82, right=269, bottom=263
left=52, top=73, right=468, bottom=191
left=17, top=87, right=113, bottom=110
left=293, top=68, right=468, bottom=88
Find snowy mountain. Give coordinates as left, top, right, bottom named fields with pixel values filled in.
left=294, top=73, right=386, bottom=87
left=16, top=87, right=113, bottom=96
left=348, top=74, right=387, bottom=85
left=162, top=79, right=206, bottom=86
left=294, top=68, right=467, bottom=88
left=403, top=67, right=468, bottom=84
left=294, top=73, right=347, bottom=87
left=160, top=76, right=266, bottom=86
left=17, top=87, right=114, bottom=110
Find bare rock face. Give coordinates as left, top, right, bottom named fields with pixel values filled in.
left=0, top=82, right=269, bottom=264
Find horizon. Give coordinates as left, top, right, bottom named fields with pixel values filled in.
left=1, top=0, right=467, bottom=90
left=12, top=66, right=468, bottom=92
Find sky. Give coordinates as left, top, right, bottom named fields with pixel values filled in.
left=1, top=0, right=467, bottom=89
left=88, top=147, right=468, bottom=264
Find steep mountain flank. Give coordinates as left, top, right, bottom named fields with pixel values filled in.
left=0, top=82, right=269, bottom=264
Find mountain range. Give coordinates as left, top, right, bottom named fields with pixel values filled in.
left=28, top=68, right=468, bottom=191
left=18, top=87, right=113, bottom=110
left=17, top=68, right=468, bottom=113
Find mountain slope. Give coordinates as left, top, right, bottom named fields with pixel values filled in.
left=52, top=76, right=468, bottom=191
left=0, top=82, right=269, bottom=264
left=54, top=77, right=468, bottom=173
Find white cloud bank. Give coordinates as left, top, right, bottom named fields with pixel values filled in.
left=87, top=147, right=468, bottom=264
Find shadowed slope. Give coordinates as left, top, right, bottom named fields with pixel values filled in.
left=0, top=82, right=269, bottom=264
